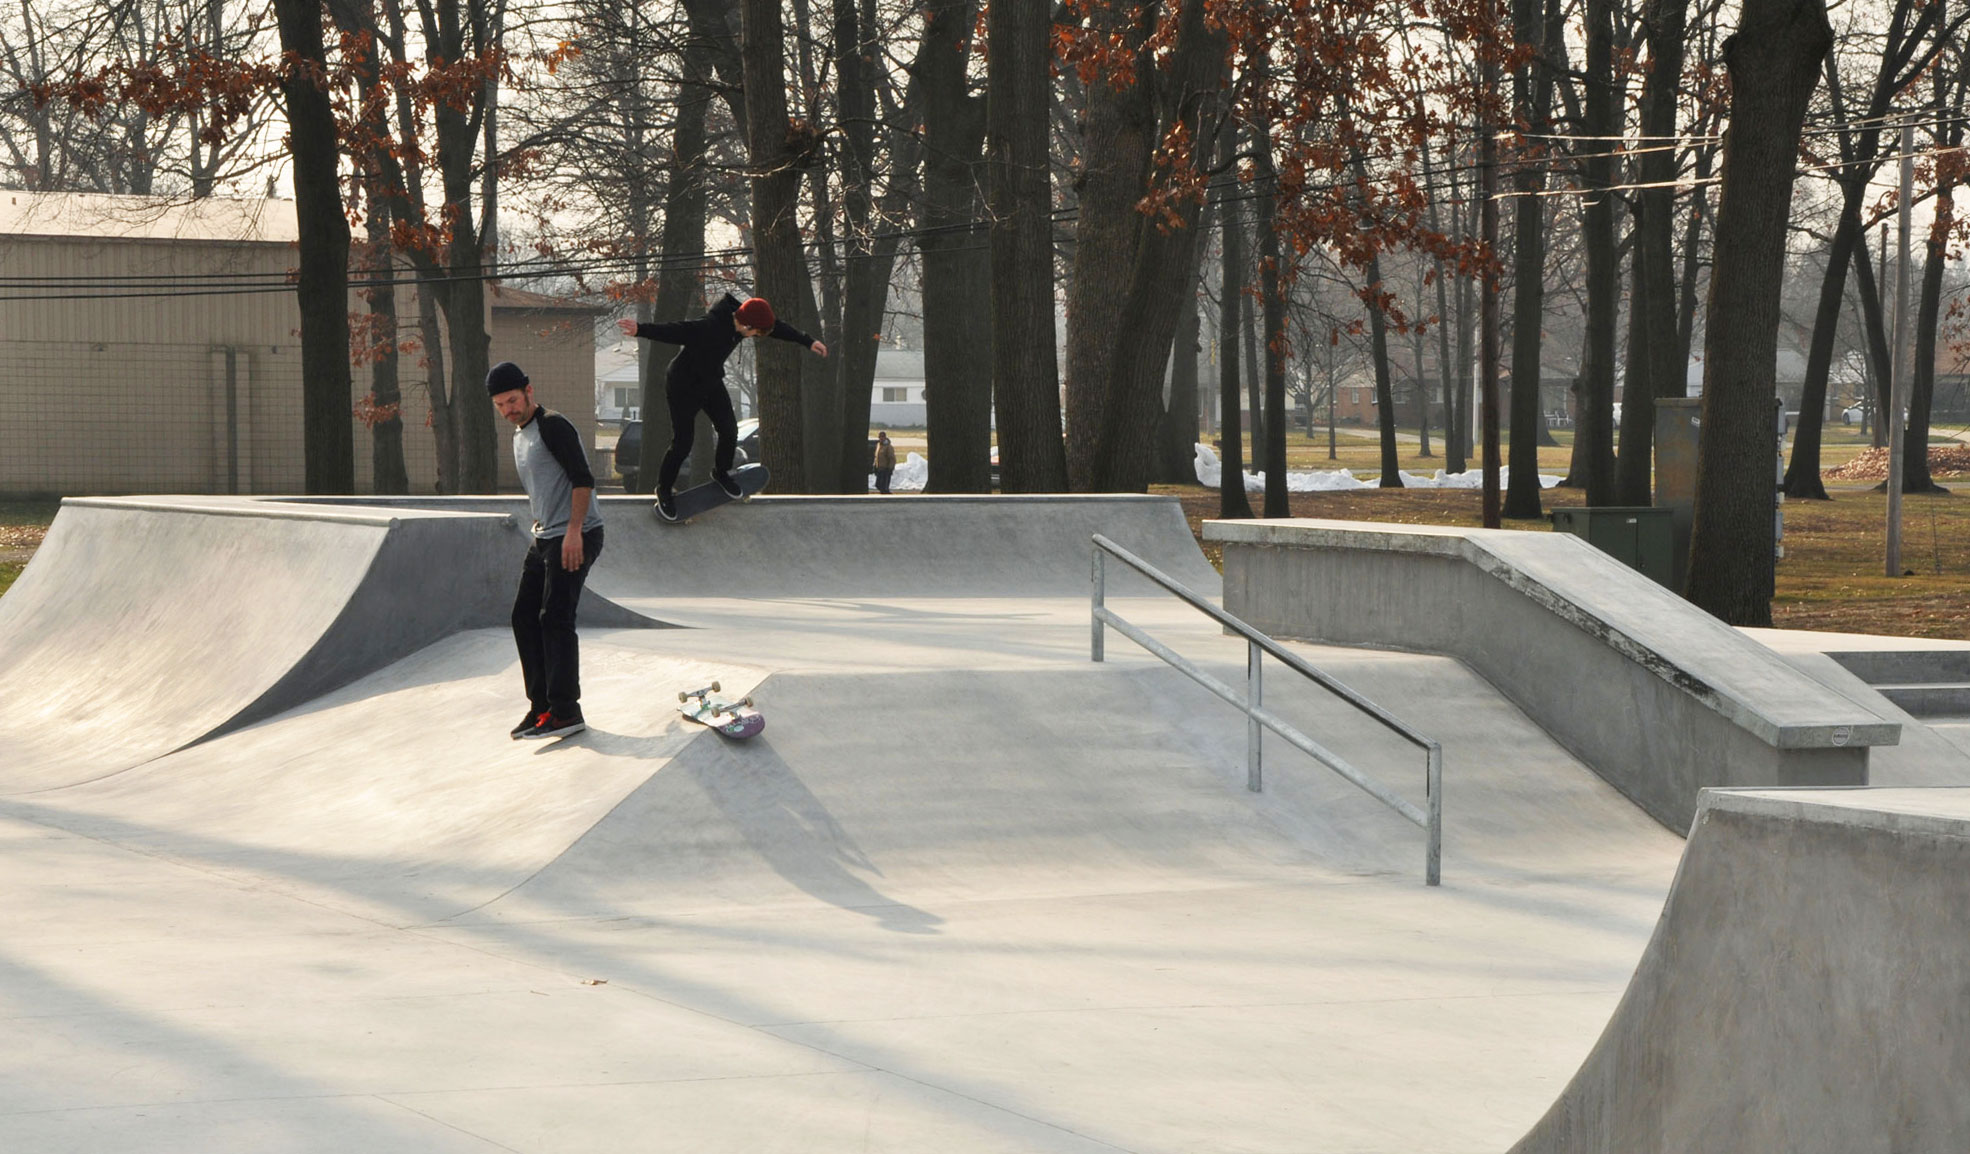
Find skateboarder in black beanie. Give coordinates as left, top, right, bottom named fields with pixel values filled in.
left=616, top=292, right=828, bottom=520
left=488, top=361, right=604, bottom=739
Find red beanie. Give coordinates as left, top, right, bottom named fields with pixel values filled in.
left=735, top=297, right=775, bottom=331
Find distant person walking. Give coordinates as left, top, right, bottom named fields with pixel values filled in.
left=489, top=362, right=604, bottom=740
left=872, top=430, right=897, bottom=494
left=616, top=293, right=827, bottom=520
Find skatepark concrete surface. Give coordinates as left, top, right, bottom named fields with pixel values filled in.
left=0, top=494, right=1965, bottom=1152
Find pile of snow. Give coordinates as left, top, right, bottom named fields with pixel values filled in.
left=1192, top=443, right=1561, bottom=492
left=871, top=451, right=930, bottom=492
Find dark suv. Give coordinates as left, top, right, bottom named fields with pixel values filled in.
left=614, top=417, right=759, bottom=489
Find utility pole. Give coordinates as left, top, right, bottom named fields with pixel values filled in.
left=1886, top=118, right=1914, bottom=577
left=1480, top=78, right=1502, bottom=528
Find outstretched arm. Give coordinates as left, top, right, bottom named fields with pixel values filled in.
left=769, top=320, right=827, bottom=358
left=624, top=317, right=697, bottom=344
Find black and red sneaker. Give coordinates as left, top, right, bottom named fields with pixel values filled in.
left=520, top=711, right=586, bottom=740
left=512, top=710, right=548, bottom=740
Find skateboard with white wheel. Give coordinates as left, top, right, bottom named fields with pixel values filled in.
left=677, top=681, right=765, bottom=739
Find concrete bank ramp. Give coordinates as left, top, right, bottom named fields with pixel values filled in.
left=294, top=492, right=1217, bottom=599
left=0, top=497, right=654, bottom=790
left=1511, top=787, right=1970, bottom=1152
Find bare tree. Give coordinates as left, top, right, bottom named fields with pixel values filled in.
left=985, top=0, right=1068, bottom=491
left=1687, top=0, right=1831, bottom=625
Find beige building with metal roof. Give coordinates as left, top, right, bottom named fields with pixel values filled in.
left=0, top=191, right=600, bottom=496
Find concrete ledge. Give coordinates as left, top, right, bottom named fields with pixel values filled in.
left=1512, top=786, right=1970, bottom=1152
left=1204, top=519, right=1896, bottom=831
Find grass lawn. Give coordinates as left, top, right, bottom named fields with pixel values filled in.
left=0, top=496, right=60, bottom=598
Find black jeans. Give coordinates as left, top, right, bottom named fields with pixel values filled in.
left=512, top=526, right=604, bottom=718
left=657, top=376, right=739, bottom=493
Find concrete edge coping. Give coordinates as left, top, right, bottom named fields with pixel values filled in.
left=1203, top=518, right=1899, bottom=751
left=1702, top=786, right=1970, bottom=841
left=61, top=496, right=518, bottom=530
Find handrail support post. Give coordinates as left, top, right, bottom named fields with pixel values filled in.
left=1092, top=547, right=1106, bottom=662
left=1425, top=743, right=1443, bottom=886
left=1247, top=639, right=1263, bottom=792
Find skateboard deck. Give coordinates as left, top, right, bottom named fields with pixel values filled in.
left=678, top=681, right=765, bottom=739
left=658, top=463, right=770, bottom=523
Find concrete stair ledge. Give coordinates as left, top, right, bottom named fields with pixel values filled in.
left=1205, top=518, right=1899, bottom=832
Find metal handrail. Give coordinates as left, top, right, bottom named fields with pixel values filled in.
left=1091, top=533, right=1442, bottom=886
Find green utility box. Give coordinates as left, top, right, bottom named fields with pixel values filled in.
left=1550, top=506, right=1676, bottom=588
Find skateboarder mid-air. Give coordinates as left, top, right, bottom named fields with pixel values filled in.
left=616, top=293, right=827, bottom=520
left=488, top=362, right=604, bottom=740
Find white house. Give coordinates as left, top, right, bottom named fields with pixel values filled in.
left=596, top=339, right=640, bottom=422
left=870, top=349, right=927, bottom=426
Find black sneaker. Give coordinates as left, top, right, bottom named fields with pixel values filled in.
left=520, top=711, right=586, bottom=740
left=712, top=470, right=742, bottom=499
left=656, top=490, right=679, bottom=521
left=512, top=709, right=547, bottom=739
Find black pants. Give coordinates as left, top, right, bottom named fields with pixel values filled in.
left=657, top=376, right=738, bottom=493
left=874, top=467, right=894, bottom=494
left=513, top=526, right=604, bottom=718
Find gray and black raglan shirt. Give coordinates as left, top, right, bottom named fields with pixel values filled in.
left=513, top=407, right=604, bottom=540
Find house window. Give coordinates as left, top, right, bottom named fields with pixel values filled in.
left=882, top=387, right=908, bottom=403
left=1350, top=389, right=1361, bottom=404
left=613, top=387, right=637, bottom=410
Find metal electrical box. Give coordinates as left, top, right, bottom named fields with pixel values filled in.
left=1550, top=506, right=1677, bottom=588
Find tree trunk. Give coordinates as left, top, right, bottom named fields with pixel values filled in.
left=1504, top=0, right=1558, bottom=519
left=1425, top=137, right=1465, bottom=473
left=830, top=0, right=900, bottom=493
left=1217, top=181, right=1254, bottom=519
left=1686, top=0, right=1831, bottom=625
left=273, top=0, right=354, bottom=494
left=1905, top=180, right=1954, bottom=494
left=918, top=0, right=994, bottom=493
left=1365, top=255, right=1402, bottom=489
left=1782, top=206, right=1861, bottom=499
left=1577, top=0, right=1619, bottom=505
left=1622, top=0, right=1689, bottom=505
left=1155, top=231, right=1206, bottom=483
left=1853, top=233, right=1896, bottom=449
left=986, top=0, right=1068, bottom=491
left=1254, top=129, right=1291, bottom=514
left=1087, top=0, right=1223, bottom=493
left=1065, top=4, right=1157, bottom=491
left=1243, top=283, right=1264, bottom=462
left=1615, top=248, right=1651, bottom=503
left=742, top=0, right=810, bottom=490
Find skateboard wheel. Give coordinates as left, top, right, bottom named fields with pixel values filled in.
left=710, top=680, right=721, bottom=693
left=677, top=691, right=689, bottom=703
left=741, top=697, right=753, bottom=707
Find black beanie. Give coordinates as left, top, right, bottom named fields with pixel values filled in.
left=486, top=361, right=529, bottom=396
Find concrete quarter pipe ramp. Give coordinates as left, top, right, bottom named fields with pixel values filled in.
left=0, top=496, right=655, bottom=790
left=1511, top=787, right=1970, bottom=1153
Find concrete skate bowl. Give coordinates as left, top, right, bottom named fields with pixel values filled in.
left=294, top=492, right=1219, bottom=600
left=1510, top=788, right=1970, bottom=1153
left=0, top=497, right=655, bottom=791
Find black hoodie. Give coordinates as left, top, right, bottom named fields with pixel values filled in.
left=634, top=292, right=816, bottom=392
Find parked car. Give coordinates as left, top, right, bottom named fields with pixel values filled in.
left=614, top=417, right=760, bottom=490
left=1842, top=404, right=1864, bottom=424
